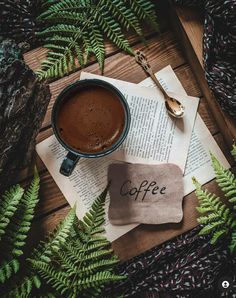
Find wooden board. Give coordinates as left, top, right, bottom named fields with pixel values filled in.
left=19, top=7, right=233, bottom=261
left=169, top=5, right=236, bottom=148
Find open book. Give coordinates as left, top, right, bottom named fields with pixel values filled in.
left=36, top=66, right=229, bottom=241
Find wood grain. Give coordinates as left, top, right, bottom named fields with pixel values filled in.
left=18, top=130, right=230, bottom=220
left=41, top=32, right=197, bottom=129
left=20, top=7, right=233, bottom=262
left=29, top=164, right=235, bottom=261
left=170, top=5, right=236, bottom=148
left=23, top=27, right=155, bottom=72
left=17, top=30, right=210, bottom=184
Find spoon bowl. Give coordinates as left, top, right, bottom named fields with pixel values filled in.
left=165, top=96, right=185, bottom=118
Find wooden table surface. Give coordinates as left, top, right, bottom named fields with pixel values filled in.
left=19, top=8, right=235, bottom=262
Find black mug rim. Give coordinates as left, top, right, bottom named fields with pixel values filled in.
left=51, top=78, right=131, bottom=158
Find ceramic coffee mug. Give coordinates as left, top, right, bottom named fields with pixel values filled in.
left=51, top=79, right=131, bottom=176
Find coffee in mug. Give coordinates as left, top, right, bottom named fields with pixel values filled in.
left=56, top=85, right=125, bottom=154
left=51, top=79, right=130, bottom=176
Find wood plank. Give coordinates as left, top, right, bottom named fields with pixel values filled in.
left=17, top=62, right=204, bottom=184
left=43, top=63, right=201, bottom=129
left=18, top=131, right=230, bottom=219
left=169, top=4, right=236, bottom=148
left=40, top=32, right=197, bottom=129
left=172, top=7, right=203, bottom=67
left=23, top=27, right=155, bottom=72
left=36, top=96, right=219, bottom=146
left=29, top=163, right=235, bottom=261
left=17, top=31, right=187, bottom=183
left=17, top=60, right=216, bottom=184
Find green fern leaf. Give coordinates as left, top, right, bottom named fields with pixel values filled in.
left=231, top=144, right=236, bottom=161
left=95, top=10, right=133, bottom=54
left=0, top=185, right=24, bottom=241
left=211, top=228, right=228, bottom=244
left=79, top=258, right=119, bottom=276
left=31, top=261, right=71, bottom=295
left=37, top=0, right=158, bottom=79
left=199, top=220, right=226, bottom=235
left=31, top=207, right=77, bottom=262
left=0, top=169, right=40, bottom=284
left=75, top=270, right=125, bottom=289
left=101, top=0, right=144, bottom=35
left=128, top=0, right=159, bottom=31
left=89, top=25, right=105, bottom=71
left=3, top=185, right=125, bottom=297
left=6, top=207, right=77, bottom=297
left=211, top=153, right=236, bottom=210
left=192, top=177, right=235, bottom=242
left=229, top=231, right=236, bottom=253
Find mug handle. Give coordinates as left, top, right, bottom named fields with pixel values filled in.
left=60, top=152, right=80, bottom=176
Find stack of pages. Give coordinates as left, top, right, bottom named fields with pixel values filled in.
left=36, top=65, right=230, bottom=241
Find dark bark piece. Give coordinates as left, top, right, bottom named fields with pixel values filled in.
left=0, top=0, right=40, bottom=47
left=0, top=40, right=51, bottom=191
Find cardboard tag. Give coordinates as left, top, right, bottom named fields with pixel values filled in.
left=108, top=163, right=184, bottom=225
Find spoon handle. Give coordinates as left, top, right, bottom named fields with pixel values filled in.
left=135, top=50, right=169, bottom=99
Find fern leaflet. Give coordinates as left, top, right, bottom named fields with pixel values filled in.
left=36, top=0, right=159, bottom=79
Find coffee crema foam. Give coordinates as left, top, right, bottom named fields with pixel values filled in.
left=56, top=85, right=125, bottom=154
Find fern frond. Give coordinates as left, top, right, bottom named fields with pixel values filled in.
left=3, top=186, right=125, bottom=297
left=31, top=206, right=77, bottom=262
left=231, top=144, right=236, bottom=161
left=38, top=24, right=81, bottom=37
left=55, top=250, right=78, bottom=276
left=101, top=0, right=143, bottom=35
left=128, top=0, right=159, bottom=31
left=74, top=270, right=125, bottom=289
left=211, top=228, right=228, bottom=245
left=5, top=208, right=77, bottom=297
left=193, top=177, right=236, bottom=242
left=79, top=258, right=119, bottom=276
left=89, top=25, right=105, bottom=71
left=37, top=0, right=158, bottom=79
left=37, top=47, right=75, bottom=79
left=0, top=185, right=24, bottom=241
left=0, top=169, right=40, bottom=284
left=38, top=0, right=90, bottom=20
left=211, top=153, right=236, bottom=210
left=1, top=169, right=40, bottom=255
left=31, top=261, right=71, bottom=295
left=229, top=231, right=236, bottom=253
left=95, top=10, right=133, bottom=54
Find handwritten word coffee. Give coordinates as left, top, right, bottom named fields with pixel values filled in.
left=120, top=179, right=166, bottom=201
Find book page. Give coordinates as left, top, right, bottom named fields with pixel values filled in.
left=139, top=65, right=230, bottom=194
left=36, top=136, right=136, bottom=242
left=80, top=72, right=199, bottom=171
left=36, top=65, right=229, bottom=242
